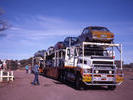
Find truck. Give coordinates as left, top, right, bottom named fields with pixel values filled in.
left=38, top=42, right=123, bottom=90
left=33, top=26, right=123, bottom=90
left=62, top=42, right=123, bottom=89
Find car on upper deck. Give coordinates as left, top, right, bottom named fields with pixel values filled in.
left=78, top=26, right=114, bottom=43
left=54, top=41, right=65, bottom=50
left=64, top=37, right=78, bottom=47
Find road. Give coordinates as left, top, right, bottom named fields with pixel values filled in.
left=0, top=70, right=133, bottom=100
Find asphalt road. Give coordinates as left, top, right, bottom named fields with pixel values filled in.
left=0, top=70, right=133, bottom=100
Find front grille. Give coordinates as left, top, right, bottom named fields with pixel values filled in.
left=93, top=81, right=114, bottom=84
left=97, top=70, right=114, bottom=74
left=93, top=61, right=113, bottom=65
left=92, top=61, right=115, bottom=74
left=94, top=65, right=114, bottom=69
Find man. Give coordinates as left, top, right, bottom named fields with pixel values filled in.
left=25, top=65, right=29, bottom=73
left=31, top=63, right=40, bottom=85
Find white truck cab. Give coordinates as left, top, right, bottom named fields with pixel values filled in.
left=64, top=42, right=123, bottom=89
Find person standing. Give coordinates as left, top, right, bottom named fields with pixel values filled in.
left=31, top=63, right=40, bottom=85
left=25, top=65, right=29, bottom=73
left=28, top=64, right=31, bottom=74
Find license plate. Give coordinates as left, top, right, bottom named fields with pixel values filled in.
left=101, top=34, right=107, bottom=38
left=101, top=75, right=107, bottom=80
left=101, top=78, right=106, bottom=80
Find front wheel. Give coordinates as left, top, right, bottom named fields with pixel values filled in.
left=75, top=76, right=82, bottom=90
left=107, top=85, right=116, bottom=90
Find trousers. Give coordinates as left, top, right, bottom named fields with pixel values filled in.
left=33, top=72, right=39, bottom=85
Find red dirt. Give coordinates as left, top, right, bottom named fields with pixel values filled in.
left=0, top=70, right=133, bottom=100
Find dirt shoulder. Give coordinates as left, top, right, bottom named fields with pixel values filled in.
left=0, top=70, right=133, bottom=100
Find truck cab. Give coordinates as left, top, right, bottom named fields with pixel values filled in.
left=64, top=42, right=123, bottom=90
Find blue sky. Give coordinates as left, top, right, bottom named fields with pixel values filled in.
left=0, top=0, right=133, bottom=64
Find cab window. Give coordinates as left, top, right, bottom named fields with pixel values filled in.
left=67, top=49, right=70, bottom=57
left=78, top=59, right=87, bottom=64
left=84, top=60, right=87, bottom=64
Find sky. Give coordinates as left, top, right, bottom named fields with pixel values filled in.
left=0, top=0, right=133, bottom=64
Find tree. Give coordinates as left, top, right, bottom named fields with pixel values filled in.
left=19, top=58, right=32, bottom=67
left=6, top=60, right=18, bottom=70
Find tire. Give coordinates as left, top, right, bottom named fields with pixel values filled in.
left=75, top=75, right=82, bottom=90
left=58, top=70, right=62, bottom=81
left=60, top=70, right=65, bottom=82
left=107, top=85, right=116, bottom=90
left=62, top=71, right=66, bottom=83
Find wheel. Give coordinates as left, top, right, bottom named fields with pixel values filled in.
left=60, top=70, right=65, bottom=82
left=62, top=71, right=66, bottom=83
left=75, top=76, right=82, bottom=90
left=58, top=70, right=62, bottom=81
left=107, top=85, right=116, bottom=90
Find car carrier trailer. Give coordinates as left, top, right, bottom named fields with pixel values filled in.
left=34, top=42, right=124, bottom=90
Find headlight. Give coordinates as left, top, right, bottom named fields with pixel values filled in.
left=95, top=70, right=99, bottom=74
left=83, top=69, right=92, bottom=73
left=109, top=71, right=112, bottom=74
left=93, top=34, right=97, bottom=38
left=116, top=69, right=123, bottom=74
left=111, top=34, right=114, bottom=38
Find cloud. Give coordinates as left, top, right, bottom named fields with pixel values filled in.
left=122, top=50, right=133, bottom=64
left=10, top=27, right=22, bottom=31
left=5, top=15, right=81, bottom=42
left=0, top=52, right=32, bottom=60
left=7, top=15, right=133, bottom=42
left=0, top=14, right=133, bottom=63
left=0, top=15, right=81, bottom=60
left=0, top=33, right=7, bottom=38
left=123, top=42, right=133, bottom=47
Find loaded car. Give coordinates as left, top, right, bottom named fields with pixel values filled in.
left=64, top=37, right=78, bottom=47
left=47, top=46, right=54, bottom=55
left=54, top=41, right=65, bottom=50
left=34, top=50, right=46, bottom=57
left=78, top=26, right=114, bottom=43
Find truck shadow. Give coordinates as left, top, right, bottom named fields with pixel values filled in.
left=130, top=78, right=133, bottom=80
left=41, top=75, right=108, bottom=91
left=81, top=86, right=108, bottom=91
left=53, top=81, right=64, bottom=85
left=53, top=80, right=108, bottom=91
left=43, top=84, right=53, bottom=87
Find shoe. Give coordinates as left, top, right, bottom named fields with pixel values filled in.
left=31, top=82, right=36, bottom=85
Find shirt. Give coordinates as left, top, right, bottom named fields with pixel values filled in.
left=25, top=65, right=29, bottom=70
left=33, top=64, right=39, bottom=73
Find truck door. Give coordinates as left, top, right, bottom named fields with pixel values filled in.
left=65, top=47, right=75, bottom=67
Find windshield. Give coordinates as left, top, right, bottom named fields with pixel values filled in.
left=78, top=46, right=113, bottom=57
left=71, top=37, right=78, bottom=41
left=84, top=46, right=104, bottom=56
left=91, top=27, right=110, bottom=32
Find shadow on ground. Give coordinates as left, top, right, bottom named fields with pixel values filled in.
left=53, top=80, right=108, bottom=91
left=43, top=83, right=53, bottom=87
left=129, top=78, right=133, bottom=80
left=41, top=74, right=110, bottom=91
